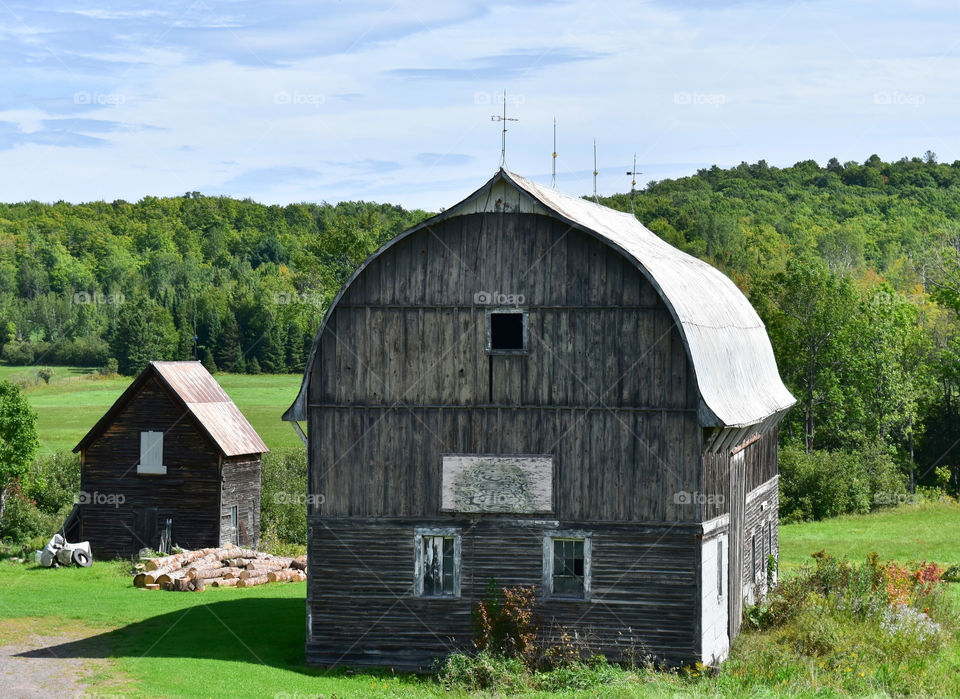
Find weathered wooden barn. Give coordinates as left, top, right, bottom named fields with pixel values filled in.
left=283, top=169, right=795, bottom=669
left=73, top=361, right=268, bottom=558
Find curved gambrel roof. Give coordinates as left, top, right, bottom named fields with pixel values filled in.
left=284, top=169, right=795, bottom=429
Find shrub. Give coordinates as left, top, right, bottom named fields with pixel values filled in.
left=1, top=341, right=35, bottom=365
left=98, top=358, right=119, bottom=376
left=259, top=448, right=308, bottom=545
left=779, top=444, right=906, bottom=522
left=49, top=336, right=111, bottom=366
left=0, top=481, right=59, bottom=545
left=436, top=651, right=527, bottom=691
left=436, top=650, right=626, bottom=693
left=24, top=451, right=80, bottom=518
left=472, top=581, right=539, bottom=668
left=745, top=552, right=953, bottom=669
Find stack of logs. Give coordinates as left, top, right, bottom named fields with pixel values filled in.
left=133, top=547, right=307, bottom=591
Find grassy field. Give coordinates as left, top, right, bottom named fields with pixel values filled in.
left=1, top=502, right=958, bottom=697
left=3, top=365, right=303, bottom=454
left=779, top=498, right=960, bottom=572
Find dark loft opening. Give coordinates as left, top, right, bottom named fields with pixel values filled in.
left=489, top=311, right=525, bottom=351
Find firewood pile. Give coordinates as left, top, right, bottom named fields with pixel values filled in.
left=132, top=547, right=307, bottom=591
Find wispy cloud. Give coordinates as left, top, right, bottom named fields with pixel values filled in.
left=388, top=48, right=607, bottom=81
left=0, top=0, right=955, bottom=208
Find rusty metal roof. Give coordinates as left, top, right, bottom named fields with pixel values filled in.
left=284, top=168, right=795, bottom=429
left=75, top=361, right=268, bottom=457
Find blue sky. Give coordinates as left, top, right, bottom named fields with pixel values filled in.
left=1, top=1, right=957, bottom=210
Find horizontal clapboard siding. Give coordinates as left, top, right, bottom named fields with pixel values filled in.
left=306, top=518, right=701, bottom=671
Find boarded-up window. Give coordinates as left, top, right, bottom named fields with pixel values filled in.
left=138, top=431, right=166, bottom=475
left=414, top=527, right=461, bottom=598
left=544, top=532, right=591, bottom=600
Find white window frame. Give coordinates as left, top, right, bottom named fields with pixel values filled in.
left=543, top=530, right=592, bottom=601
left=413, top=527, right=461, bottom=598
left=137, top=430, right=166, bottom=475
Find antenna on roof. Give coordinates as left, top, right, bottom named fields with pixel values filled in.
left=491, top=89, right=518, bottom=168
left=593, top=139, right=599, bottom=203
left=626, top=153, right=642, bottom=215
left=551, top=118, right=558, bottom=189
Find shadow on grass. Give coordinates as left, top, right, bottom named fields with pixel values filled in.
left=14, top=597, right=383, bottom=679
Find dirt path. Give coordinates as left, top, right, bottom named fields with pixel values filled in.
left=0, top=625, right=126, bottom=698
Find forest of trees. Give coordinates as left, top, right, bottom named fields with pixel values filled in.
left=0, top=195, right=428, bottom=375
left=1, top=153, right=959, bottom=514
left=601, top=152, right=960, bottom=506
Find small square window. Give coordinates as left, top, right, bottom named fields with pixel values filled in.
left=414, top=528, right=461, bottom=598
left=544, top=532, right=591, bottom=600
left=487, top=310, right=527, bottom=353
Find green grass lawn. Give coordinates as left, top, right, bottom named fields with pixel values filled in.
left=2, top=502, right=958, bottom=697
left=779, top=499, right=960, bottom=573
left=7, top=366, right=303, bottom=454
left=0, top=563, right=436, bottom=698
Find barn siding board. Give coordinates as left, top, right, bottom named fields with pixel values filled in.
left=310, top=406, right=701, bottom=522
left=220, top=456, right=262, bottom=548
left=297, top=194, right=789, bottom=668
left=78, top=376, right=260, bottom=558
left=742, top=475, right=779, bottom=601
left=307, top=518, right=700, bottom=671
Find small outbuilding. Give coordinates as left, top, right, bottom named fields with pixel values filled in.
left=74, top=360, right=268, bottom=558
left=284, top=169, right=795, bottom=670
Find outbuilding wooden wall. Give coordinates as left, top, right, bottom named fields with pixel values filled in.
left=79, top=377, right=221, bottom=557
left=220, top=456, right=262, bottom=548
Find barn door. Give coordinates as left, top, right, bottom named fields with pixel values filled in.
left=728, top=450, right=746, bottom=639
left=134, top=506, right=159, bottom=552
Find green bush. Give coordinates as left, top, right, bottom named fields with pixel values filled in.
left=1, top=341, right=35, bottom=365
left=436, top=651, right=527, bottom=692
left=259, top=447, right=308, bottom=545
left=779, top=444, right=906, bottom=522
left=0, top=482, right=59, bottom=545
left=24, top=451, right=80, bottom=518
left=49, top=336, right=111, bottom=366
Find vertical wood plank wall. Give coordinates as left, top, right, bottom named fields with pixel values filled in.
left=79, top=377, right=222, bottom=557
left=304, top=211, right=780, bottom=668
left=308, top=213, right=701, bottom=523
left=220, top=456, right=262, bottom=548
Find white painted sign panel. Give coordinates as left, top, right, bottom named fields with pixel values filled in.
left=440, top=455, right=553, bottom=514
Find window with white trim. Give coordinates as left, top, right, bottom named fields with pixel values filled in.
left=544, top=531, right=591, bottom=600
left=137, top=431, right=166, bottom=475
left=414, top=527, right=461, bottom=598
